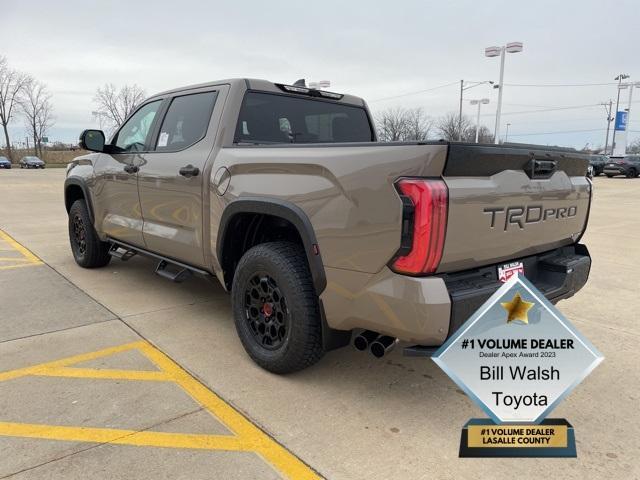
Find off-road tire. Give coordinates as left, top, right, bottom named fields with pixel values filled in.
left=68, top=199, right=111, bottom=268
left=231, top=241, right=324, bottom=374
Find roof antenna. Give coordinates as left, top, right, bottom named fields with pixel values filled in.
left=293, top=79, right=306, bottom=87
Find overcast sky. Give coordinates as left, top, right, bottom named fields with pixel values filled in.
left=3, top=0, right=639, bottom=149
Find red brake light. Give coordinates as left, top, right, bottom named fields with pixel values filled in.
left=392, top=178, right=448, bottom=275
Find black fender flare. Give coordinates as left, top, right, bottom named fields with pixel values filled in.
left=64, top=177, right=95, bottom=224
left=216, top=197, right=327, bottom=294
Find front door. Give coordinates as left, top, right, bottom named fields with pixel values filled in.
left=92, top=100, right=163, bottom=247
left=137, top=89, right=220, bottom=267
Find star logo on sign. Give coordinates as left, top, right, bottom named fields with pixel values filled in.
left=501, top=292, right=534, bottom=324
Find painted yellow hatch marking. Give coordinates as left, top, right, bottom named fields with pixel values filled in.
left=0, top=229, right=43, bottom=270
left=0, top=341, right=321, bottom=480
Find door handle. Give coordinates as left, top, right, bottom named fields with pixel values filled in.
left=123, top=164, right=139, bottom=174
left=179, top=164, right=200, bottom=178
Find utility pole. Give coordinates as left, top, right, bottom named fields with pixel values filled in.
left=505, top=123, right=511, bottom=143
left=611, top=73, right=629, bottom=154
left=458, top=80, right=464, bottom=141
left=602, top=100, right=613, bottom=155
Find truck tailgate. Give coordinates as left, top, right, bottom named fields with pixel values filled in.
left=438, top=144, right=590, bottom=273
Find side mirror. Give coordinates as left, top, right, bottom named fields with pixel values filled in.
left=79, top=129, right=106, bottom=152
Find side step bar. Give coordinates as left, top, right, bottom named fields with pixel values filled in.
left=155, top=260, right=191, bottom=283
left=107, top=239, right=211, bottom=283
left=109, top=244, right=137, bottom=261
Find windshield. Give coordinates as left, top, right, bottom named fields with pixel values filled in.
left=235, top=92, right=373, bottom=144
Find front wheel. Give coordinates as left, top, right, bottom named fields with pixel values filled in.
left=231, top=242, right=324, bottom=374
left=606, top=174, right=614, bottom=178
left=68, top=199, right=111, bottom=268
left=627, top=168, right=638, bottom=178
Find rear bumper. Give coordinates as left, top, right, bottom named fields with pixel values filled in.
left=442, top=243, right=590, bottom=338
left=603, top=167, right=627, bottom=175
left=321, top=244, right=590, bottom=345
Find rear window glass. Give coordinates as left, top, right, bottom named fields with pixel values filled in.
left=235, top=92, right=373, bottom=144
left=156, top=91, right=218, bottom=151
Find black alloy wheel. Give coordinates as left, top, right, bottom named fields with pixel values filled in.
left=243, top=273, right=290, bottom=350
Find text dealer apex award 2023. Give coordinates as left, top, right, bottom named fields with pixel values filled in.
left=432, top=273, right=603, bottom=457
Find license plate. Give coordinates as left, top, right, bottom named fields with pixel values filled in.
left=608, top=163, right=616, bottom=167
left=498, top=261, right=524, bottom=283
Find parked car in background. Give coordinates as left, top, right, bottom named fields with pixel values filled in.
left=588, top=154, right=606, bottom=176
left=19, top=156, right=45, bottom=169
left=603, top=155, right=640, bottom=178
left=0, top=156, right=11, bottom=169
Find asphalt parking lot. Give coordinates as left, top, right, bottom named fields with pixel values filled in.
left=0, top=169, right=638, bottom=479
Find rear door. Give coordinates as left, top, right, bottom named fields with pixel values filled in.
left=92, top=100, right=163, bottom=247
left=137, top=87, right=225, bottom=267
left=438, top=144, right=591, bottom=273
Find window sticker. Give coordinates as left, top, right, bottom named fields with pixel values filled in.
left=158, top=132, right=169, bottom=147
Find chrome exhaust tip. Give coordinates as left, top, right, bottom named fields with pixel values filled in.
left=370, top=336, right=397, bottom=358
left=353, top=330, right=379, bottom=351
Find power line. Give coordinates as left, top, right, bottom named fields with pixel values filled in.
left=369, top=81, right=459, bottom=103
left=508, top=128, right=606, bottom=137
left=503, top=82, right=618, bottom=87
left=480, top=103, right=603, bottom=117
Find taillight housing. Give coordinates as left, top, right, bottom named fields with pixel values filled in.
left=391, top=178, right=448, bottom=275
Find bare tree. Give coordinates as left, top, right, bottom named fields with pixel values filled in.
left=0, top=56, right=30, bottom=161
left=376, top=107, right=434, bottom=142
left=435, top=112, right=473, bottom=141
left=435, top=113, right=493, bottom=143
left=404, top=107, right=434, bottom=141
left=94, top=83, right=146, bottom=132
left=21, top=80, right=54, bottom=157
left=376, top=107, right=408, bottom=141
left=473, top=125, right=494, bottom=144
left=628, top=137, right=640, bottom=154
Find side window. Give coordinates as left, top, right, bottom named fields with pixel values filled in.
left=113, top=101, right=162, bottom=152
left=156, top=91, right=218, bottom=151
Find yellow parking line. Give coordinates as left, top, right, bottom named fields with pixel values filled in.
left=0, top=341, right=321, bottom=480
left=35, top=367, right=171, bottom=382
left=0, top=422, right=246, bottom=451
left=0, top=229, right=43, bottom=269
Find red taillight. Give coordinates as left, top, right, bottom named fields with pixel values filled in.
left=391, top=178, right=448, bottom=275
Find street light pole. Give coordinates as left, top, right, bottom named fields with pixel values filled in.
left=458, top=80, right=494, bottom=141
left=505, top=123, right=511, bottom=143
left=485, top=42, right=523, bottom=145
left=470, top=99, right=490, bottom=143
left=494, top=47, right=506, bottom=144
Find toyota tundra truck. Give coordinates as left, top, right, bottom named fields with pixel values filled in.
left=64, top=78, right=592, bottom=373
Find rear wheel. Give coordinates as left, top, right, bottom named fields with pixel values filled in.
left=68, top=199, right=111, bottom=268
left=627, top=168, right=638, bottom=178
left=231, top=242, right=324, bottom=374
left=606, top=174, right=614, bottom=178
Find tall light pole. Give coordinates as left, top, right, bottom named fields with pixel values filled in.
left=505, top=123, right=511, bottom=143
left=458, top=80, right=494, bottom=141
left=485, top=42, right=523, bottom=144
left=611, top=74, right=629, bottom=154
left=470, top=98, right=490, bottom=143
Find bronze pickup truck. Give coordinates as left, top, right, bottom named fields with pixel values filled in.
left=65, top=78, right=592, bottom=373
